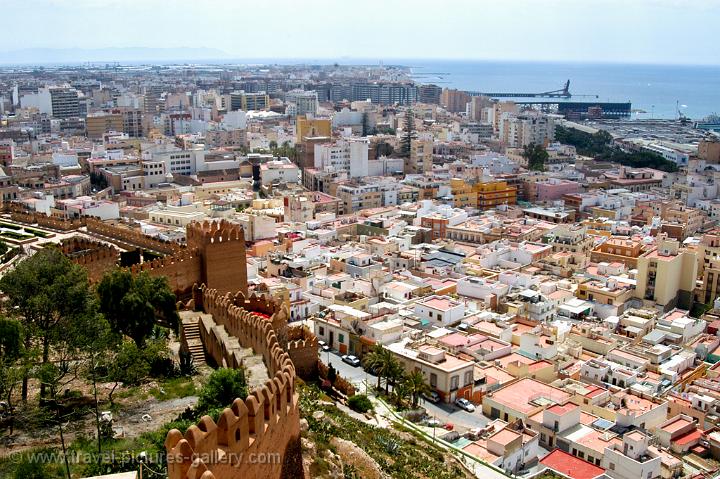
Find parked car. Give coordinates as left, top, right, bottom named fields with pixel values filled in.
left=318, top=340, right=330, bottom=352
left=454, top=398, right=475, bottom=412
left=426, top=418, right=442, bottom=427
left=341, top=354, right=361, bottom=367
left=423, top=391, right=441, bottom=403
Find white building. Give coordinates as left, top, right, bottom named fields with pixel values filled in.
left=500, top=113, right=556, bottom=148
left=602, top=431, right=661, bottom=479
left=260, top=158, right=300, bottom=185
left=413, top=295, right=465, bottom=327
left=286, top=90, right=318, bottom=117
left=314, top=138, right=369, bottom=178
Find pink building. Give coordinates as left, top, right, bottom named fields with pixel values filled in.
left=536, top=179, right=580, bottom=202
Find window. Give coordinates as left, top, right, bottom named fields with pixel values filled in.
left=338, top=334, right=345, bottom=343
left=463, top=371, right=472, bottom=386
left=450, top=375, right=459, bottom=390
left=430, top=373, right=437, bottom=387
left=437, top=314, right=443, bottom=322
left=609, top=463, right=615, bottom=471
left=319, top=326, right=324, bottom=336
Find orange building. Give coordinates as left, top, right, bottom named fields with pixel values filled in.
left=474, top=180, right=517, bottom=209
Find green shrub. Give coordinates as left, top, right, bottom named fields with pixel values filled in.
left=347, top=394, right=373, bottom=413
left=196, top=368, right=248, bottom=413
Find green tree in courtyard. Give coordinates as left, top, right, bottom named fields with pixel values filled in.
left=0, top=248, right=94, bottom=400
left=97, top=270, right=179, bottom=347
left=523, top=143, right=549, bottom=171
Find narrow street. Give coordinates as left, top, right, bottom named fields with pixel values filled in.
left=322, top=349, right=490, bottom=432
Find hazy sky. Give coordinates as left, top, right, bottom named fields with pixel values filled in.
left=3, top=0, right=720, bottom=64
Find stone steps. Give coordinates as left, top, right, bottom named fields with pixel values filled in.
left=181, top=315, right=206, bottom=367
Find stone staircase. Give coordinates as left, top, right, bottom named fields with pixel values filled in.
left=180, top=310, right=270, bottom=388
left=181, top=314, right=206, bottom=367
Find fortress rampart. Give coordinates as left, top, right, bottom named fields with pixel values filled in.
left=165, top=284, right=304, bottom=479
left=59, top=237, right=119, bottom=282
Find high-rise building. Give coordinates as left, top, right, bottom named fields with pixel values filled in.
left=0, top=139, right=15, bottom=167
left=143, top=84, right=165, bottom=115
left=285, top=90, right=318, bottom=117
left=404, top=139, right=433, bottom=174
left=229, top=91, right=270, bottom=111
left=469, top=95, right=494, bottom=122
left=440, top=88, right=470, bottom=113
left=86, top=112, right=124, bottom=139
left=123, top=109, right=144, bottom=138
left=296, top=116, right=331, bottom=143
left=49, top=86, right=81, bottom=118
left=419, top=84, right=442, bottom=104
left=499, top=113, right=556, bottom=148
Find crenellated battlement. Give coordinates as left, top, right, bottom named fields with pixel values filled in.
left=127, top=248, right=196, bottom=274
left=187, top=219, right=245, bottom=248
left=10, top=211, right=84, bottom=231
left=165, top=284, right=303, bottom=479
left=85, top=218, right=182, bottom=255
left=59, top=237, right=119, bottom=282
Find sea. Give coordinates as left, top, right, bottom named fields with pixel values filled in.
left=403, top=59, right=720, bottom=121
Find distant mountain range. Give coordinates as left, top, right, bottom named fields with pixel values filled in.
left=0, top=47, right=231, bottom=64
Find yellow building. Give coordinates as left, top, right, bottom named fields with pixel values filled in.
left=450, top=178, right=477, bottom=208
left=576, top=280, right=634, bottom=307
left=296, top=116, right=331, bottom=143
left=474, top=180, right=517, bottom=209
left=635, top=238, right=697, bottom=311
left=695, top=231, right=720, bottom=304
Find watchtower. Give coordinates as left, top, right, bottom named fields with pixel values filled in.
left=187, top=220, right=248, bottom=295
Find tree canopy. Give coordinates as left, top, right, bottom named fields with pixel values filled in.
left=522, top=143, right=549, bottom=171
left=555, top=125, right=679, bottom=172
left=197, top=368, right=248, bottom=412
left=97, top=270, right=179, bottom=347
left=0, top=248, right=95, bottom=399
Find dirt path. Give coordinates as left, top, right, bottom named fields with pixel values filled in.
left=0, top=395, right=198, bottom=457
left=113, top=396, right=197, bottom=438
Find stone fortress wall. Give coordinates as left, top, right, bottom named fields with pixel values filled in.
left=10, top=208, right=313, bottom=478
left=166, top=284, right=304, bottom=479
left=8, top=209, right=248, bottom=296
left=59, top=237, right=119, bottom=282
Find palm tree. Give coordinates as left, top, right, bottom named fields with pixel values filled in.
left=391, top=379, right=410, bottom=407
left=363, top=345, right=386, bottom=391
left=403, top=371, right=431, bottom=409
left=363, top=345, right=403, bottom=395
left=384, top=357, right=404, bottom=396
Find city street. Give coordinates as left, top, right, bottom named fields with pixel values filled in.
left=322, top=349, right=490, bottom=431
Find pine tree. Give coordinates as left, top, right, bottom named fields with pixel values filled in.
left=361, top=111, right=370, bottom=137
left=400, top=109, right=415, bottom=158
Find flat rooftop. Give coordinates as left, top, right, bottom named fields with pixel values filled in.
left=488, top=378, right=572, bottom=414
